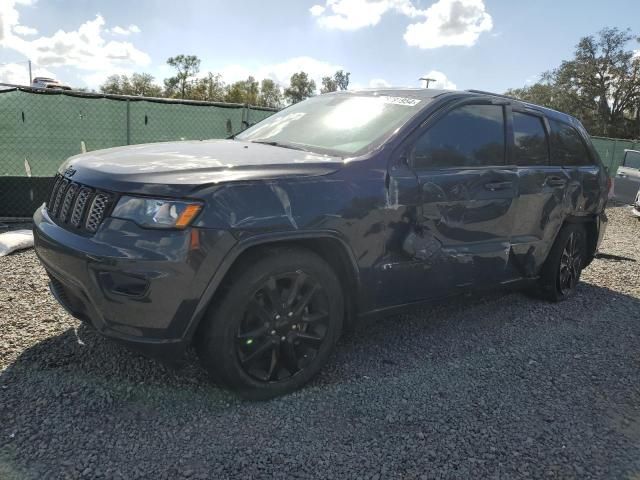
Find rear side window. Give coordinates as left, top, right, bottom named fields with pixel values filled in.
left=412, top=104, right=505, bottom=169
left=513, top=112, right=549, bottom=166
left=623, top=151, right=640, bottom=170
left=549, top=119, right=592, bottom=166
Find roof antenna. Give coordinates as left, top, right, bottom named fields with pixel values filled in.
left=419, top=77, right=437, bottom=88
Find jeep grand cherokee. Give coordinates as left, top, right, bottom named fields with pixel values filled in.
left=33, top=89, right=609, bottom=399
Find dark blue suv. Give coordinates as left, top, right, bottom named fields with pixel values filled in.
left=33, top=89, right=609, bottom=398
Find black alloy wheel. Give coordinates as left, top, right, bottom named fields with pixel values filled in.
left=236, top=271, right=330, bottom=383
left=557, top=231, right=584, bottom=296
left=197, top=246, right=343, bottom=400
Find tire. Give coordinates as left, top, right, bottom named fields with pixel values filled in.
left=538, top=223, right=587, bottom=302
left=196, top=246, right=344, bottom=400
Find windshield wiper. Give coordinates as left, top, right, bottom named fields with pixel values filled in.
left=250, top=140, right=309, bottom=152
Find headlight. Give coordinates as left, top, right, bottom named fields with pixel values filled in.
left=112, top=196, right=203, bottom=229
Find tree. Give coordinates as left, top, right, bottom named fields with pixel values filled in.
left=191, top=73, right=226, bottom=102
left=506, top=28, right=640, bottom=138
left=334, top=70, right=350, bottom=90
left=321, top=76, right=338, bottom=93
left=321, top=70, right=350, bottom=94
left=100, top=73, right=161, bottom=97
left=100, top=74, right=126, bottom=95
left=224, top=76, right=260, bottom=104
left=284, top=72, right=316, bottom=104
left=129, top=73, right=163, bottom=97
left=258, top=79, right=283, bottom=108
left=164, top=54, right=201, bottom=99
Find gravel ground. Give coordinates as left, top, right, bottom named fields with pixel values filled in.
left=1, top=207, right=639, bottom=480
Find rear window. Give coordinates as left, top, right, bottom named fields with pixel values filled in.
left=513, top=112, right=549, bottom=166
left=549, top=119, right=592, bottom=166
left=624, top=151, right=640, bottom=170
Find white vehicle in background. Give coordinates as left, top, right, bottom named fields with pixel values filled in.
left=30, top=77, right=72, bottom=91
left=632, top=190, right=640, bottom=219
left=612, top=149, right=640, bottom=206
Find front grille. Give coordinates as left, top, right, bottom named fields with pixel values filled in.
left=46, top=174, right=114, bottom=234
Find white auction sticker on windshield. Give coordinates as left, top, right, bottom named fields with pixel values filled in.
left=379, top=96, right=422, bottom=106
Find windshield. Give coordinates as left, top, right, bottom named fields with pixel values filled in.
left=236, top=93, right=428, bottom=156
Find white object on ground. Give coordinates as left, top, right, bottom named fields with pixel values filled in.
left=0, top=230, right=34, bottom=257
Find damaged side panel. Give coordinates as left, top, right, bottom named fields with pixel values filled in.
left=378, top=164, right=520, bottom=307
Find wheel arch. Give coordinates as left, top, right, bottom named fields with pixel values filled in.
left=186, top=231, right=361, bottom=343
left=560, top=214, right=599, bottom=266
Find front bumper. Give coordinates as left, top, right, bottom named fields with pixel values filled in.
left=33, top=205, right=236, bottom=361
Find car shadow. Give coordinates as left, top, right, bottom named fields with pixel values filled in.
left=2, top=281, right=638, bottom=397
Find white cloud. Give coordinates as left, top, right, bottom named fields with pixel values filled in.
left=404, top=0, right=492, bottom=49
left=13, top=24, right=37, bottom=35
left=109, top=24, right=141, bottom=36
left=310, top=0, right=423, bottom=31
left=0, top=62, right=55, bottom=85
left=310, top=5, right=326, bottom=16
left=0, top=1, right=150, bottom=88
left=419, top=70, right=456, bottom=89
left=368, top=78, right=391, bottom=88
left=311, top=0, right=492, bottom=49
left=218, top=56, right=344, bottom=91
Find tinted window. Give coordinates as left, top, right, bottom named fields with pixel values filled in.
left=549, top=119, right=592, bottom=166
left=513, top=112, right=548, bottom=166
left=412, top=104, right=505, bottom=168
left=623, top=151, right=640, bottom=170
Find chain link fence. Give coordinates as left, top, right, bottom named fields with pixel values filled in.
left=2, top=85, right=637, bottom=219
left=0, top=85, right=277, bottom=218
left=591, top=136, right=640, bottom=176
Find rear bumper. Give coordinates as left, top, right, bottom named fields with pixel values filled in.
left=33, top=204, right=236, bottom=361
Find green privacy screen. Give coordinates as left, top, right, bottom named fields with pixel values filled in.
left=0, top=88, right=273, bottom=176
left=0, top=88, right=276, bottom=216
left=591, top=136, right=640, bottom=176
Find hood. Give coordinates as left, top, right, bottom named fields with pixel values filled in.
left=60, top=139, right=345, bottom=197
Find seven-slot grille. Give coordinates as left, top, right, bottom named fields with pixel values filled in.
left=47, top=174, right=113, bottom=233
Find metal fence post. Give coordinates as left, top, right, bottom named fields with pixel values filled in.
left=126, top=99, right=131, bottom=145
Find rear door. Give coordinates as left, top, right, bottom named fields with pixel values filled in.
left=614, top=150, right=640, bottom=205
left=509, top=109, right=569, bottom=276
left=402, top=99, right=518, bottom=293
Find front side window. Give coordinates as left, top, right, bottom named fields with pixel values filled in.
left=411, top=104, right=505, bottom=169
left=236, top=93, right=428, bottom=156
left=513, top=112, right=549, bottom=166
left=623, top=150, right=640, bottom=170
left=549, top=119, right=592, bottom=166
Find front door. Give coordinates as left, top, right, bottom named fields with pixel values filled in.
left=385, top=100, right=519, bottom=305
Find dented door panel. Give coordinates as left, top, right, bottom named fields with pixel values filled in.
left=379, top=165, right=519, bottom=306
left=510, top=166, right=569, bottom=277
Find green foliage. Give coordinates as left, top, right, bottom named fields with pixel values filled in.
left=100, top=73, right=162, bottom=97
left=506, top=28, right=640, bottom=139
left=190, top=73, right=226, bottom=102
left=224, top=76, right=260, bottom=105
left=165, top=54, right=201, bottom=99
left=321, top=70, right=350, bottom=94
left=258, top=79, right=283, bottom=109
left=98, top=55, right=349, bottom=109
left=284, top=72, right=316, bottom=104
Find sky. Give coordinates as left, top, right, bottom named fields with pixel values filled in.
left=0, top=0, right=639, bottom=93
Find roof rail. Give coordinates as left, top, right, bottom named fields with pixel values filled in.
left=465, top=89, right=518, bottom=101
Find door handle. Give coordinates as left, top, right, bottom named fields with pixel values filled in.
left=545, top=176, right=567, bottom=188
left=484, top=181, right=513, bottom=191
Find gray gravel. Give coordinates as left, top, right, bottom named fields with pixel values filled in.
left=1, top=206, right=639, bottom=480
